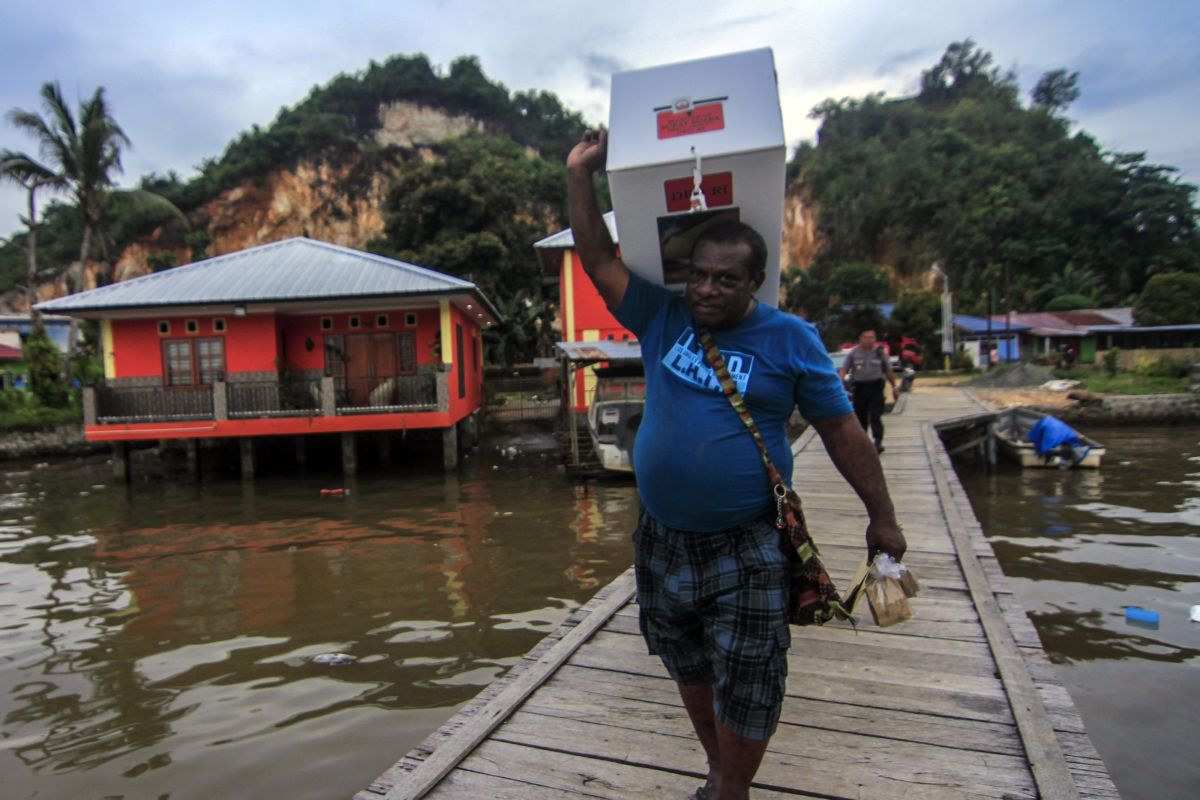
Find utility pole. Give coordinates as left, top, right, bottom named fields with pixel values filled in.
left=931, top=262, right=953, bottom=371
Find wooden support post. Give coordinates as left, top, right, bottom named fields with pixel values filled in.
left=566, top=364, right=580, bottom=468
left=111, top=441, right=130, bottom=483
left=185, top=439, right=199, bottom=478
left=442, top=424, right=458, bottom=470
left=341, top=432, right=357, bottom=477
left=239, top=438, right=255, bottom=480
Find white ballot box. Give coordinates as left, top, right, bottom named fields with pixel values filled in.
left=607, top=48, right=786, bottom=306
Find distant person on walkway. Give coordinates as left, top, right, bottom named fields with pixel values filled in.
left=840, top=330, right=898, bottom=454
left=567, top=130, right=905, bottom=800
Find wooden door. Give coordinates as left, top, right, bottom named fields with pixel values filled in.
left=345, top=335, right=373, bottom=402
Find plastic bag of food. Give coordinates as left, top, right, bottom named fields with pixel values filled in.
left=866, top=554, right=915, bottom=627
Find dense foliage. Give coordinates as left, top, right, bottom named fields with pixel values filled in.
left=1132, top=271, right=1200, bottom=326
left=792, top=41, right=1200, bottom=319
left=22, top=325, right=66, bottom=407
left=368, top=132, right=566, bottom=362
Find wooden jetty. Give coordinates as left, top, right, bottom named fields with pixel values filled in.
left=357, top=387, right=1118, bottom=799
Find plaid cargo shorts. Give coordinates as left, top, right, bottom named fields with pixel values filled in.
left=633, top=508, right=792, bottom=740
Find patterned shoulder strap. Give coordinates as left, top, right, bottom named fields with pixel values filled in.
left=695, top=325, right=787, bottom=491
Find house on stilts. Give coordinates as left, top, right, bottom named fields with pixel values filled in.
left=36, top=237, right=501, bottom=478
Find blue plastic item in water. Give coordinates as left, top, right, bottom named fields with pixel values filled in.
left=1125, top=607, right=1160, bottom=625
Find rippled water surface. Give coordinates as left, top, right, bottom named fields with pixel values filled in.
left=0, top=437, right=638, bottom=799
left=958, top=425, right=1200, bottom=800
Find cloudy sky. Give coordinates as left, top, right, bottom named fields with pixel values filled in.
left=2, top=0, right=1198, bottom=239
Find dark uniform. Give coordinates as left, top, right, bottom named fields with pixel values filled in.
left=842, top=346, right=891, bottom=451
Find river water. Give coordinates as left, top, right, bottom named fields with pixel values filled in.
left=957, top=425, right=1200, bottom=800
left=0, top=435, right=638, bottom=800
left=2, top=426, right=1196, bottom=799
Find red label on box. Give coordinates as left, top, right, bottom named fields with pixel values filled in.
left=657, top=103, right=725, bottom=139
left=664, top=172, right=734, bottom=213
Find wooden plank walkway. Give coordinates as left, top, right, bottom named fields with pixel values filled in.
left=357, top=387, right=1119, bottom=799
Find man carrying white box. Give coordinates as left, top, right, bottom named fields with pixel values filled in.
left=567, top=125, right=905, bottom=799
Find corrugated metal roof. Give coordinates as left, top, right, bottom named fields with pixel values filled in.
left=35, top=238, right=498, bottom=318
left=1090, top=323, right=1200, bottom=332
left=554, top=339, right=642, bottom=363
left=954, top=314, right=1031, bottom=334
left=534, top=211, right=619, bottom=249
left=991, top=309, right=1133, bottom=334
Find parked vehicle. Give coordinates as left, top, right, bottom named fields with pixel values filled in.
left=586, top=368, right=644, bottom=474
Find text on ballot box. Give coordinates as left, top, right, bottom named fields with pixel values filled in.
left=607, top=48, right=786, bottom=306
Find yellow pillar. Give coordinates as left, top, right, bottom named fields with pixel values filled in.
left=100, top=319, right=116, bottom=379
left=439, top=300, right=453, bottom=365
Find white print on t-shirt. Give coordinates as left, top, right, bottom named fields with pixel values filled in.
left=662, top=328, right=753, bottom=394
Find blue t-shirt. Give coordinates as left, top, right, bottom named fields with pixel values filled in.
left=613, top=273, right=851, bottom=532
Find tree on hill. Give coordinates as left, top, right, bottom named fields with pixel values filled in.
left=6, top=82, right=132, bottom=362
left=370, top=132, right=565, bottom=317
left=0, top=150, right=64, bottom=324
left=1133, top=272, right=1200, bottom=326
left=7, top=82, right=130, bottom=302
left=793, top=40, right=1200, bottom=316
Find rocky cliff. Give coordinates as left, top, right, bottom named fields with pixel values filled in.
left=782, top=181, right=821, bottom=270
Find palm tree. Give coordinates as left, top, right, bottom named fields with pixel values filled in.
left=7, top=81, right=130, bottom=357
left=0, top=149, right=66, bottom=328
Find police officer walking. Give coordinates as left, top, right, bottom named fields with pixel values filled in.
left=839, top=329, right=898, bottom=453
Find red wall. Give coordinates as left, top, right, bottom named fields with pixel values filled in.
left=110, top=313, right=278, bottom=379
left=276, top=310, right=443, bottom=372
left=447, top=303, right=484, bottom=423
left=110, top=309, right=460, bottom=382
left=563, top=251, right=636, bottom=343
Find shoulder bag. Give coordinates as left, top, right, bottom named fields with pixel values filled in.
left=696, top=325, right=859, bottom=625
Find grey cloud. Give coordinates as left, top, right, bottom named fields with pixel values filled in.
left=873, top=47, right=935, bottom=79
left=580, top=52, right=629, bottom=91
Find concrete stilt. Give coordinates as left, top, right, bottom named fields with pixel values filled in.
left=239, top=438, right=255, bottom=480
left=112, top=441, right=130, bottom=483
left=442, top=425, right=458, bottom=470
left=185, top=439, right=200, bottom=478
left=342, top=432, right=357, bottom=477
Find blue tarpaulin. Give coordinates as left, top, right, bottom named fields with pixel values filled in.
left=1026, top=416, right=1081, bottom=456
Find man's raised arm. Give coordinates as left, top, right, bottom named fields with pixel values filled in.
left=566, top=130, right=630, bottom=310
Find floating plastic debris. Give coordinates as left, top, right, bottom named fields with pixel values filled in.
left=311, top=653, right=356, bottom=666
left=320, top=488, right=346, bottom=496
left=1125, top=607, right=1160, bottom=627
left=1190, top=605, right=1200, bottom=623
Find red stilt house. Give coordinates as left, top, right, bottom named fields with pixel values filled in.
left=36, top=238, right=500, bottom=472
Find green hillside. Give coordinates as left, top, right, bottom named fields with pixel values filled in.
left=788, top=40, right=1200, bottom=322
